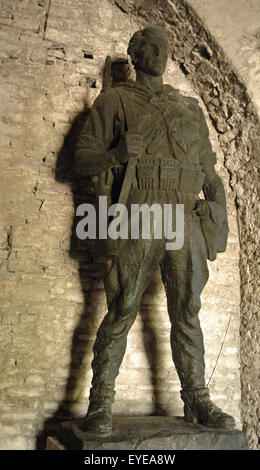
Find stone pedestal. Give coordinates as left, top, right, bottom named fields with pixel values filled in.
left=47, top=416, right=248, bottom=450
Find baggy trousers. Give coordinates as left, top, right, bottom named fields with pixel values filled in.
left=89, top=194, right=209, bottom=404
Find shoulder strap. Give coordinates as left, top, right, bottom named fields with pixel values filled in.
left=114, top=87, right=138, bottom=133
left=113, top=87, right=139, bottom=204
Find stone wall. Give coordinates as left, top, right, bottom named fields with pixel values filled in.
left=188, top=0, right=260, bottom=115
left=0, top=0, right=258, bottom=450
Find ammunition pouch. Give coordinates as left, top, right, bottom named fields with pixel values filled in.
left=135, top=158, right=205, bottom=194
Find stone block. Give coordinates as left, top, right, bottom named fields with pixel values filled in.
left=47, top=437, right=66, bottom=450
left=52, top=417, right=248, bottom=450
left=0, top=436, right=28, bottom=450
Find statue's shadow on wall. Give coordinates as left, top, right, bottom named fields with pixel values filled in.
left=37, top=59, right=171, bottom=449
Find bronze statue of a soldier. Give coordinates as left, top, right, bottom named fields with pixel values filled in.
left=75, top=25, right=235, bottom=433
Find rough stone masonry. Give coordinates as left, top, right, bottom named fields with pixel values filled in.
left=0, top=0, right=259, bottom=450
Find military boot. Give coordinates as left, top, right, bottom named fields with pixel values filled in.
left=180, top=387, right=236, bottom=429
left=83, top=389, right=115, bottom=434
left=84, top=401, right=112, bottom=434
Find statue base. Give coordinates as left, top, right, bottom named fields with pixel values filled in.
left=46, top=416, right=248, bottom=450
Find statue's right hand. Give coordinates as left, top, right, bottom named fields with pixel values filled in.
left=116, top=132, right=143, bottom=162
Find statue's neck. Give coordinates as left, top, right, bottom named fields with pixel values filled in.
left=135, top=70, right=163, bottom=95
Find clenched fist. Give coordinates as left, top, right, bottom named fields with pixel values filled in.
left=194, top=200, right=210, bottom=217
left=116, top=132, right=144, bottom=163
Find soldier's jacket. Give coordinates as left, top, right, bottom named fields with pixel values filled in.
left=75, top=81, right=228, bottom=261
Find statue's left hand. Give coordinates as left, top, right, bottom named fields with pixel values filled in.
left=194, top=200, right=211, bottom=217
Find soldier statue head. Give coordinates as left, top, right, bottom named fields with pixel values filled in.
left=127, top=25, right=169, bottom=77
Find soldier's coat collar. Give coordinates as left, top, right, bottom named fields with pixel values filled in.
left=116, top=80, right=180, bottom=103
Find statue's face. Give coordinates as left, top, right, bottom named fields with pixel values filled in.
left=135, top=35, right=168, bottom=77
